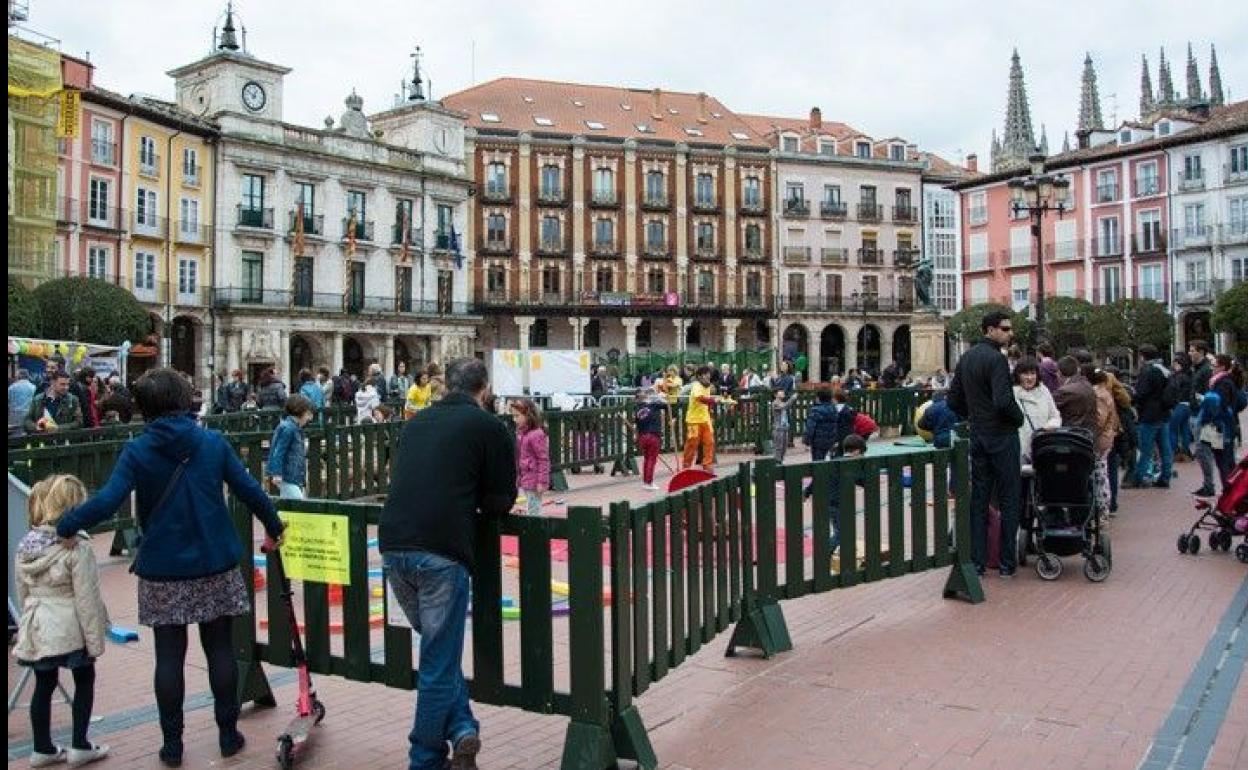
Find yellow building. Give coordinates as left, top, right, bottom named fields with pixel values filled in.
left=87, top=87, right=217, bottom=387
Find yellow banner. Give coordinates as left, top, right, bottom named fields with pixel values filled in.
left=7, top=37, right=62, bottom=98
left=277, top=511, right=351, bottom=585
left=56, top=90, right=80, bottom=138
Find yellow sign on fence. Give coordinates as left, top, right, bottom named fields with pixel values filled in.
left=276, top=511, right=351, bottom=585
left=56, top=90, right=80, bottom=138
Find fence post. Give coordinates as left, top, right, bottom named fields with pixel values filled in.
left=726, top=459, right=791, bottom=658
left=548, top=410, right=569, bottom=492
left=942, top=433, right=984, bottom=603
left=561, top=506, right=615, bottom=770
left=606, top=502, right=658, bottom=769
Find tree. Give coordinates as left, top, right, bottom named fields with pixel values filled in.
left=8, top=281, right=42, bottom=338
left=946, top=302, right=1034, bottom=348
left=1041, top=296, right=1094, bottom=356
left=33, top=277, right=151, bottom=346
left=1086, top=299, right=1172, bottom=359
left=1212, top=281, right=1248, bottom=339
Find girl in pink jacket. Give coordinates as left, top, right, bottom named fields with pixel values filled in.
left=511, top=399, right=551, bottom=515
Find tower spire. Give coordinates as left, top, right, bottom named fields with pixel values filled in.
left=1208, top=44, right=1224, bottom=107
left=1139, top=53, right=1155, bottom=117
left=1185, top=43, right=1203, bottom=102
left=217, top=2, right=239, bottom=51
left=1078, top=52, right=1105, bottom=132
left=408, top=45, right=425, bottom=101
left=995, top=49, right=1037, bottom=171
left=1039, top=123, right=1049, bottom=156
left=1158, top=47, right=1176, bottom=106
left=1061, top=131, right=1071, bottom=154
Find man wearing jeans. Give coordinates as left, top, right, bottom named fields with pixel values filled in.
left=947, top=311, right=1025, bottom=577
left=1131, top=344, right=1175, bottom=488
left=379, top=358, right=517, bottom=770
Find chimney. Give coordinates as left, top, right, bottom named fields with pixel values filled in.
left=966, top=154, right=978, bottom=173
left=697, top=92, right=709, bottom=123
left=652, top=88, right=662, bottom=120
left=809, top=106, right=822, bottom=130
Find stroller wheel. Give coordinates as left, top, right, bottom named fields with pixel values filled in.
left=1218, top=532, right=1234, bottom=552
left=1036, top=554, right=1062, bottom=581
left=1236, top=544, right=1248, bottom=564
left=1187, top=534, right=1201, bottom=555
left=1083, top=554, right=1111, bottom=582
left=1097, top=534, right=1112, bottom=567
left=1177, top=534, right=1191, bottom=554
left=1017, top=530, right=1029, bottom=568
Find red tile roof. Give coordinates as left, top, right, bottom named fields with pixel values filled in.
left=739, top=112, right=917, bottom=160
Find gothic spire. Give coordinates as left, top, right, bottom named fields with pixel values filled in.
left=217, top=1, right=239, bottom=51
left=1209, top=44, right=1224, bottom=107
left=1139, top=53, right=1155, bottom=117
left=995, top=49, right=1037, bottom=171
left=1078, top=52, right=1105, bottom=132
left=1158, top=47, right=1176, bottom=105
left=1185, top=43, right=1203, bottom=102
left=1039, top=124, right=1049, bottom=156
left=1062, top=131, right=1071, bottom=154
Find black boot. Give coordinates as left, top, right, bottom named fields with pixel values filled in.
left=158, top=715, right=183, bottom=767
left=216, top=700, right=245, bottom=757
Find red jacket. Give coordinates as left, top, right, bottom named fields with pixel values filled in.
left=516, top=426, right=551, bottom=490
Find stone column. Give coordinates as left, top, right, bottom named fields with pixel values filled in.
left=518, top=135, right=532, bottom=259
left=331, top=331, right=344, bottom=374
left=879, top=325, right=893, bottom=371
left=721, top=318, right=740, bottom=352
left=624, top=140, right=638, bottom=259
left=382, top=335, right=395, bottom=376
left=278, top=330, right=290, bottom=381
left=226, top=329, right=241, bottom=374
left=571, top=137, right=586, bottom=257
left=843, top=322, right=860, bottom=372
left=568, top=317, right=585, bottom=350
left=622, top=317, right=641, bottom=355
left=768, top=319, right=781, bottom=372
left=516, top=316, right=535, bottom=352
left=675, top=145, right=689, bottom=259
left=671, top=318, right=687, bottom=353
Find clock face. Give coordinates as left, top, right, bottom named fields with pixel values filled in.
left=434, top=127, right=450, bottom=155
left=241, top=81, right=266, bottom=112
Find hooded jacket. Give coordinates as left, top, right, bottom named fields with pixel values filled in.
left=56, top=414, right=283, bottom=581
left=13, top=527, right=109, bottom=662
left=1014, top=384, right=1062, bottom=462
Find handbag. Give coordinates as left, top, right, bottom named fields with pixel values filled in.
left=1199, top=422, right=1224, bottom=450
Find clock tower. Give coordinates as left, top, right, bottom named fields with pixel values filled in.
left=167, top=3, right=291, bottom=124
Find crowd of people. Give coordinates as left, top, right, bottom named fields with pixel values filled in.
left=8, top=361, right=136, bottom=436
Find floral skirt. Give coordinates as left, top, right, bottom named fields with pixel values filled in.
left=138, top=568, right=250, bottom=627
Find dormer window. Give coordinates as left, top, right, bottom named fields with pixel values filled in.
left=730, top=131, right=750, bottom=141
left=1157, top=122, right=1170, bottom=136
left=522, top=96, right=535, bottom=103
left=621, top=103, right=632, bottom=111
left=573, top=100, right=585, bottom=107
left=781, top=135, right=799, bottom=153
left=856, top=141, right=871, bottom=158
left=480, top=112, right=501, bottom=123
left=818, top=138, right=836, bottom=156
left=889, top=144, right=906, bottom=161
left=533, top=116, right=554, bottom=127
left=684, top=127, right=703, bottom=137
left=667, top=107, right=679, bottom=115
left=635, top=123, right=654, bottom=133
left=585, top=120, right=606, bottom=130
left=1120, top=130, right=1132, bottom=144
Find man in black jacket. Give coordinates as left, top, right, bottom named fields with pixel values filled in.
left=947, top=310, right=1025, bottom=577
left=379, top=358, right=516, bottom=770
left=1131, top=344, right=1174, bottom=488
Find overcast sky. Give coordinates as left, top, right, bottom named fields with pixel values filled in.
left=25, top=0, right=1247, bottom=164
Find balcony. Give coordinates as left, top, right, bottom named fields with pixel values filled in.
left=783, top=246, right=811, bottom=265
left=83, top=205, right=124, bottom=231
left=1221, top=222, right=1248, bottom=245
left=691, top=198, right=720, bottom=214
left=892, top=205, right=917, bottom=223
left=90, top=140, right=116, bottom=166
left=964, top=252, right=991, bottom=272
left=893, top=248, right=919, bottom=267
left=481, top=184, right=512, bottom=204
left=691, top=245, right=720, bottom=262
left=968, top=207, right=988, bottom=226
left=1133, top=177, right=1160, bottom=197
left=391, top=223, right=421, bottom=248
left=1178, top=172, right=1205, bottom=192
left=476, top=291, right=772, bottom=317
left=777, top=294, right=911, bottom=314
left=536, top=188, right=567, bottom=206
left=536, top=240, right=568, bottom=257
left=641, top=193, right=670, bottom=212
left=1042, top=239, right=1085, bottom=262
left=1090, top=237, right=1124, bottom=259
left=1171, top=226, right=1211, bottom=250
left=589, top=243, right=622, bottom=259
left=641, top=247, right=670, bottom=260
left=1095, top=183, right=1119, bottom=203
left=589, top=191, right=619, bottom=209
left=482, top=290, right=510, bottom=305
left=131, top=281, right=211, bottom=307
left=480, top=238, right=512, bottom=256
left=1225, top=163, right=1248, bottom=186
left=858, top=247, right=883, bottom=266
left=139, top=153, right=161, bottom=178
left=341, top=218, right=375, bottom=242
left=1172, top=280, right=1229, bottom=306
left=182, top=170, right=200, bottom=188
left=740, top=246, right=767, bottom=263
left=1002, top=247, right=1033, bottom=267
left=176, top=223, right=212, bottom=245
left=131, top=213, right=168, bottom=239
left=783, top=199, right=810, bottom=218
left=739, top=198, right=765, bottom=215
left=236, top=205, right=274, bottom=230
left=213, top=287, right=474, bottom=316
left=857, top=203, right=883, bottom=222
left=820, top=201, right=848, bottom=220
left=820, top=247, right=848, bottom=265
left=1131, top=232, right=1167, bottom=257
left=433, top=231, right=453, bottom=252
left=287, top=210, right=325, bottom=237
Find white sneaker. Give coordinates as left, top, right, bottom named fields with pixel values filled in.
left=29, top=747, right=66, bottom=767
left=67, top=744, right=109, bottom=767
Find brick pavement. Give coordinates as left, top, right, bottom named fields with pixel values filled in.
left=8, top=437, right=1247, bottom=770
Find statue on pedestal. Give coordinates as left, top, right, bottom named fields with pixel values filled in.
left=914, top=255, right=935, bottom=312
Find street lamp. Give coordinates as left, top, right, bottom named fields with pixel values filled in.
left=1008, top=152, right=1070, bottom=347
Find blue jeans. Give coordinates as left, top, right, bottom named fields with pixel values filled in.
left=969, top=431, right=1021, bottom=573
left=1134, top=421, right=1173, bottom=484
left=383, top=550, right=476, bottom=770
left=1170, top=403, right=1193, bottom=455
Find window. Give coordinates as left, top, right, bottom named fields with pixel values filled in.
left=346, top=190, right=366, bottom=220
left=584, top=319, right=601, bottom=348
left=178, top=258, right=198, bottom=296
left=593, top=167, right=614, bottom=202
left=824, top=184, right=841, bottom=204
left=935, top=274, right=957, bottom=311
left=645, top=170, right=665, bottom=202
left=968, top=232, right=988, bottom=270
left=818, top=139, right=836, bottom=156
left=1229, top=197, right=1248, bottom=236
left=135, top=188, right=158, bottom=228
left=595, top=267, right=613, bottom=293
left=781, top=136, right=798, bottom=153
left=139, top=136, right=157, bottom=173
left=635, top=124, right=654, bottom=134
left=745, top=223, right=762, bottom=253
left=182, top=148, right=198, bottom=183
left=646, top=269, right=665, bottom=294
left=1136, top=161, right=1158, bottom=195
left=929, top=233, right=957, bottom=270
left=585, top=121, right=606, bottom=131
left=486, top=265, right=506, bottom=294
left=860, top=185, right=877, bottom=205
left=1055, top=269, right=1077, bottom=297
left=594, top=218, right=614, bottom=251
left=1010, top=275, right=1030, bottom=311
left=930, top=195, right=955, bottom=228
left=697, top=270, right=715, bottom=304
left=134, top=252, right=155, bottom=292
left=742, top=176, right=761, bottom=208
left=529, top=318, right=548, bottom=348
left=1098, top=217, right=1120, bottom=256
left=968, top=191, right=987, bottom=225
left=746, top=272, right=762, bottom=303
left=1101, top=266, right=1122, bottom=302
left=1119, top=130, right=1132, bottom=145
left=241, top=251, right=264, bottom=302
left=541, top=216, right=561, bottom=249
left=1231, top=256, right=1247, bottom=283
left=1054, top=219, right=1077, bottom=260
left=394, top=197, right=414, bottom=242
left=294, top=257, right=314, bottom=306
left=436, top=204, right=453, bottom=246
left=540, top=266, right=560, bottom=296
left=88, top=178, right=110, bottom=222
left=480, top=112, right=501, bottom=123
left=395, top=265, right=413, bottom=312
left=696, top=222, right=714, bottom=252
left=645, top=220, right=665, bottom=252
left=785, top=182, right=804, bottom=203
left=1157, top=121, right=1171, bottom=136
left=486, top=214, right=506, bottom=244
left=486, top=162, right=507, bottom=197
left=90, top=120, right=114, bottom=164
left=855, top=141, right=871, bottom=158
left=695, top=173, right=715, bottom=206
left=1138, top=209, right=1161, bottom=251
left=346, top=263, right=365, bottom=311
left=87, top=246, right=108, bottom=279
left=1008, top=226, right=1030, bottom=265
left=1096, top=169, right=1118, bottom=202
left=1138, top=264, right=1163, bottom=301
left=1183, top=203, right=1206, bottom=237
left=1231, top=145, right=1248, bottom=175
left=540, top=164, right=561, bottom=197
left=295, top=182, right=315, bottom=214
left=242, top=174, right=265, bottom=211
left=968, top=278, right=989, bottom=305
left=180, top=198, right=199, bottom=235
left=636, top=319, right=652, bottom=348
left=889, top=144, right=905, bottom=161
left=895, top=188, right=912, bottom=209
left=533, top=116, right=554, bottom=127
left=1184, top=153, right=1202, bottom=181
left=788, top=273, right=806, bottom=300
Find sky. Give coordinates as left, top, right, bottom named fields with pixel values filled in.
left=21, top=0, right=1248, bottom=165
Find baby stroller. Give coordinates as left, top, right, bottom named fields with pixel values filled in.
left=1017, top=427, right=1111, bottom=582
left=1177, top=455, right=1248, bottom=563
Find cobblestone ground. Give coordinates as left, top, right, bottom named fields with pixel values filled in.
left=8, top=428, right=1247, bottom=770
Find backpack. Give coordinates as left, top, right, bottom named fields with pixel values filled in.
left=1160, top=366, right=1182, bottom=410
left=831, top=405, right=858, bottom=455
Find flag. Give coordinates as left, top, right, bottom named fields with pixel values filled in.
left=346, top=210, right=357, bottom=257
left=450, top=224, right=462, bottom=269
left=400, top=208, right=410, bottom=263
left=344, top=210, right=357, bottom=312
left=294, top=200, right=306, bottom=256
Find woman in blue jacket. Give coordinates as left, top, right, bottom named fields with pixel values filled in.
left=267, top=394, right=313, bottom=498
left=56, top=368, right=285, bottom=767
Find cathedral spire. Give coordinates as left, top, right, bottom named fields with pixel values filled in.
left=1139, top=53, right=1155, bottom=117
left=1158, top=47, right=1176, bottom=105
left=1209, top=44, right=1224, bottom=107
left=1039, top=124, right=1049, bottom=156
left=1185, top=43, right=1203, bottom=102
left=1077, top=52, right=1105, bottom=132
left=994, top=49, right=1037, bottom=171
left=1061, top=131, right=1071, bottom=154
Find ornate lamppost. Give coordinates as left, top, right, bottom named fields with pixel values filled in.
left=1008, top=152, right=1070, bottom=346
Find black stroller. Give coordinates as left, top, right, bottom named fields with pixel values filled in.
left=1017, top=427, right=1111, bottom=582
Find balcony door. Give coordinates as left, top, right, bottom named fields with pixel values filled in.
left=347, top=261, right=365, bottom=312
left=294, top=257, right=314, bottom=307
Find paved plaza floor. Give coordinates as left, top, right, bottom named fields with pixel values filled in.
left=8, top=433, right=1247, bottom=770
